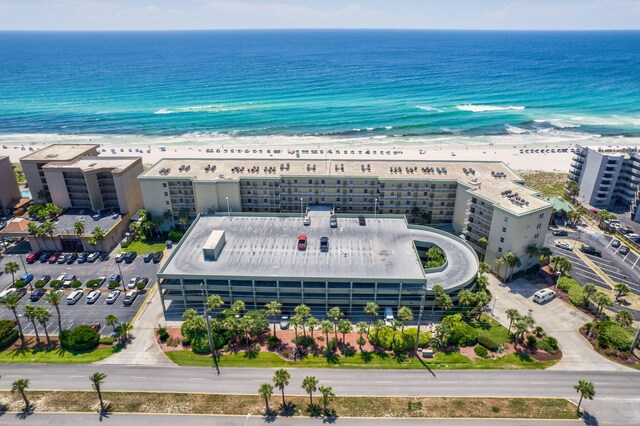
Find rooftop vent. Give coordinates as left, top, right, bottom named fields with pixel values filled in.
left=203, top=230, right=226, bottom=261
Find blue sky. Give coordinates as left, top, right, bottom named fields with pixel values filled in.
left=1, top=0, right=639, bottom=30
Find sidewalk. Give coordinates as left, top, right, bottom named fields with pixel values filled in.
left=487, top=275, right=630, bottom=372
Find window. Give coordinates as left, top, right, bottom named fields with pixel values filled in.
left=500, top=237, right=504, bottom=243
left=534, top=233, right=540, bottom=239
left=538, top=213, right=545, bottom=219
left=498, top=247, right=503, bottom=253
left=502, top=227, right=507, bottom=233
left=536, top=224, right=542, bottom=229
left=166, top=201, right=170, bottom=205
left=504, top=217, right=509, bottom=222
left=164, top=192, right=168, bottom=196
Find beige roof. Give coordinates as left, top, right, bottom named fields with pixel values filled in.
left=140, top=158, right=550, bottom=215
left=42, top=156, right=141, bottom=174
left=19, top=144, right=99, bottom=162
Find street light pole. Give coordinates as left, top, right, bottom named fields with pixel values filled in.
left=225, top=196, right=230, bottom=218
left=414, top=281, right=428, bottom=355
left=300, top=197, right=304, bottom=220
left=374, top=198, right=378, bottom=221
left=492, top=297, right=499, bottom=317
left=201, top=283, right=221, bottom=375
left=18, top=255, right=33, bottom=291
left=116, top=261, right=126, bottom=295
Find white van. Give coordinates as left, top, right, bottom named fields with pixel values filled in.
left=384, top=307, right=394, bottom=326
left=533, top=289, right=556, bottom=304
left=66, top=290, right=83, bottom=305
left=0, top=288, right=17, bottom=302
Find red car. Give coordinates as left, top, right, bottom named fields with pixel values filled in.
left=297, top=235, right=307, bottom=251
left=25, top=251, right=42, bottom=263
left=48, top=252, right=62, bottom=264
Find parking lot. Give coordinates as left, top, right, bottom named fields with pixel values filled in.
left=0, top=242, right=159, bottom=336
left=545, top=229, right=640, bottom=295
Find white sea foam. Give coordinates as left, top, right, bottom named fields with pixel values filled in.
left=505, top=125, right=529, bottom=134
left=456, top=105, right=525, bottom=112
left=534, top=119, right=580, bottom=129
left=385, top=126, right=393, bottom=130
left=153, top=105, right=245, bottom=114
left=417, top=105, right=440, bottom=112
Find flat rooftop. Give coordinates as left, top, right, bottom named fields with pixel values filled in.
left=43, top=156, right=141, bottom=174
left=141, top=158, right=550, bottom=215
left=50, top=209, right=122, bottom=236
left=19, top=144, right=99, bottom=162
left=159, top=214, right=478, bottom=289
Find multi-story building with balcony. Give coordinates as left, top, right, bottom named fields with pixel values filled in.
left=569, top=145, right=640, bottom=222
left=19, top=144, right=99, bottom=202
left=0, top=156, right=21, bottom=216
left=140, top=158, right=553, bottom=278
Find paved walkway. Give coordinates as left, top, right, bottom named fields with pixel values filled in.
left=487, top=276, right=629, bottom=372
left=96, top=284, right=174, bottom=366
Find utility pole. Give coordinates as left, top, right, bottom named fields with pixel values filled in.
left=414, top=281, right=428, bottom=355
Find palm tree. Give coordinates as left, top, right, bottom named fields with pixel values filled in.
left=73, top=220, right=85, bottom=237
left=90, top=372, right=107, bottom=412
left=44, top=290, right=63, bottom=332
left=614, top=283, right=630, bottom=301
left=119, top=322, right=132, bottom=345
left=596, top=210, right=615, bottom=228
left=505, top=252, right=521, bottom=281
left=294, top=304, right=311, bottom=337
left=574, top=379, right=595, bottom=413
left=397, top=306, right=413, bottom=332
left=320, top=320, right=333, bottom=344
left=477, top=237, right=488, bottom=261
left=4, top=261, right=20, bottom=284
left=23, top=304, right=40, bottom=343
left=319, top=385, right=335, bottom=414
left=307, top=316, right=319, bottom=341
left=272, top=368, right=291, bottom=405
left=105, top=314, right=119, bottom=334
left=495, top=256, right=506, bottom=279
left=506, top=308, right=520, bottom=331
left=40, top=220, right=56, bottom=238
left=258, top=383, right=274, bottom=414
left=364, top=302, right=379, bottom=333
left=265, top=301, right=282, bottom=337
left=301, top=375, right=319, bottom=405
left=615, top=311, right=633, bottom=328
left=327, top=307, right=344, bottom=341
left=550, top=255, right=563, bottom=272
left=583, top=283, right=597, bottom=310
left=475, top=274, right=489, bottom=291
left=478, top=261, right=490, bottom=276
left=1, top=293, right=25, bottom=346
left=337, top=319, right=352, bottom=344
left=356, top=321, right=368, bottom=351
left=595, top=292, right=613, bottom=317
left=566, top=180, right=579, bottom=199
left=231, top=300, right=245, bottom=315
left=557, top=257, right=572, bottom=276
left=538, top=247, right=552, bottom=265
left=525, top=244, right=539, bottom=269
left=12, top=378, right=30, bottom=410
left=35, top=306, right=52, bottom=346
left=206, top=294, right=224, bottom=313
left=88, top=226, right=105, bottom=248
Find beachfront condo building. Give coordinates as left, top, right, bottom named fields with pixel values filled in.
left=139, top=158, right=553, bottom=278
left=20, top=143, right=100, bottom=203
left=0, top=156, right=21, bottom=216
left=41, top=156, right=144, bottom=215
left=569, top=145, right=640, bottom=223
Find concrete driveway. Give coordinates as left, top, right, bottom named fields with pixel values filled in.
left=488, top=276, right=629, bottom=372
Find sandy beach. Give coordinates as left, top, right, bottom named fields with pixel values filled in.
left=2, top=136, right=640, bottom=173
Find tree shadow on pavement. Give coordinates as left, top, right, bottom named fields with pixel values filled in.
left=581, top=410, right=599, bottom=426
left=15, top=404, right=35, bottom=420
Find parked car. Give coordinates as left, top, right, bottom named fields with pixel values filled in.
left=66, top=253, right=78, bottom=264
left=87, top=252, right=100, bottom=263
left=108, top=274, right=121, bottom=284
left=39, top=252, right=51, bottom=263
left=66, top=290, right=83, bottom=305
left=106, top=290, right=121, bottom=304
left=554, top=241, right=572, bottom=250
left=297, top=235, right=307, bottom=251
left=30, top=289, right=46, bottom=302
left=48, top=252, right=62, bottom=263
left=611, top=239, right=621, bottom=248
left=619, top=245, right=630, bottom=255
left=86, top=290, right=101, bottom=304
left=0, top=288, right=17, bottom=302
left=358, top=215, right=366, bottom=226
left=124, top=251, right=137, bottom=264
left=95, top=276, right=106, bottom=287
left=127, top=276, right=141, bottom=290
left=552, top=230, right=568, bottom=236
left=20, top=273, right=34, bottom=284
left=384, top=307, right=394, bottom=326
left=279, top=315, right=289, bottom=330
left=320, top=236, right=329, bottom=252
left=152, top=251, right=164, bottom=263
left=26, top=251, right=42, bottom=263
left=580, top=246, right=602, bottom=257
left=55, top=273, right=67, bottom=283
left=533, top=289, right=556, bottom=304
left=123, top=290, right=138, bottom=306
left=303, top=216, right=311, bottom=226
left=114, top=252, right=126, bottom=263
left=137, top=277, right=149, bottom=288
left=143, top=253, right=153, bottom=263
left=63, top=274, right=77, bottom=288
left=38, top=275, right=51, bottom=284
left=329, top=217, right=338, bottom=228
left=77, top=252, right=89, bottom=263
left=57, top=253, right=69, bottom=264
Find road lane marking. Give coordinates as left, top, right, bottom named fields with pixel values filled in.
left=189, top=377, right=206, bottom=381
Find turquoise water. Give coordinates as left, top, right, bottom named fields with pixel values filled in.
left=0, top=30, right=639, bottom=146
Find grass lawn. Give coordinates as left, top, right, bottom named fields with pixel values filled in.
left=120, top=240, right=166, bottom=254
left=518, top=170, right=567, bottom=198
left=467, top=314, right=512, bottom=344
left=0, top=346, right=119, bottom=364
left=165, top=349, right=557, bottom=370
left=0, top=390, right=578, bottom=419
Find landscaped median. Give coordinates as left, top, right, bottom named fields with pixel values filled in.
left=0, top=390, right=578, bottom=420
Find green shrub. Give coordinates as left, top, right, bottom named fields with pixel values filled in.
left=538, top=336, right=560, bottom=354
left=478, top=334, right=499, bottom=352
left=107, top=281, right=120, bottom=289
left=526, top=335, right=538, bottom=348
left=60, top=324, right=100, bottom=351
left=14, top=280, right=27, bottom=289
left=326, top=337, right=338, bottom=352
left=597, top=321, right=632, bottom=352
left=557, top=276, right=578, bottom=292
left=70, top=280, right=83, bottom=289
left=292, top=335, right=314, bottom=347
left=266, top=335, right=280, bottom=349
left=568, top=286, right=587, bottom=307
left=191, top=335, right=211, bottom=354
left=168, top=229, right=185, bottom=242
left=99, top=336, right=116, bottom=345
left=156, top=327, right=169, bottom=342
left=448, top=322, right=478, bottom=347
left=369, top=326, right=431, bottom=352
left=474, top=345, right=488, bottom=358
left=85, top=279, right=101, bottom=289
left=50, top=280, right=62, bottom=289
left=0, top=319, right=19, bottom=349
left=136, top=281, right=147, bottom=291
left=34, top=280, right=47, bottom=289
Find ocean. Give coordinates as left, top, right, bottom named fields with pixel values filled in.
left=0, top=30, right=639, bottom=148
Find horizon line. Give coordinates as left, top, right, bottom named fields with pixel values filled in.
left=1, top=28, right=640, bottom=33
